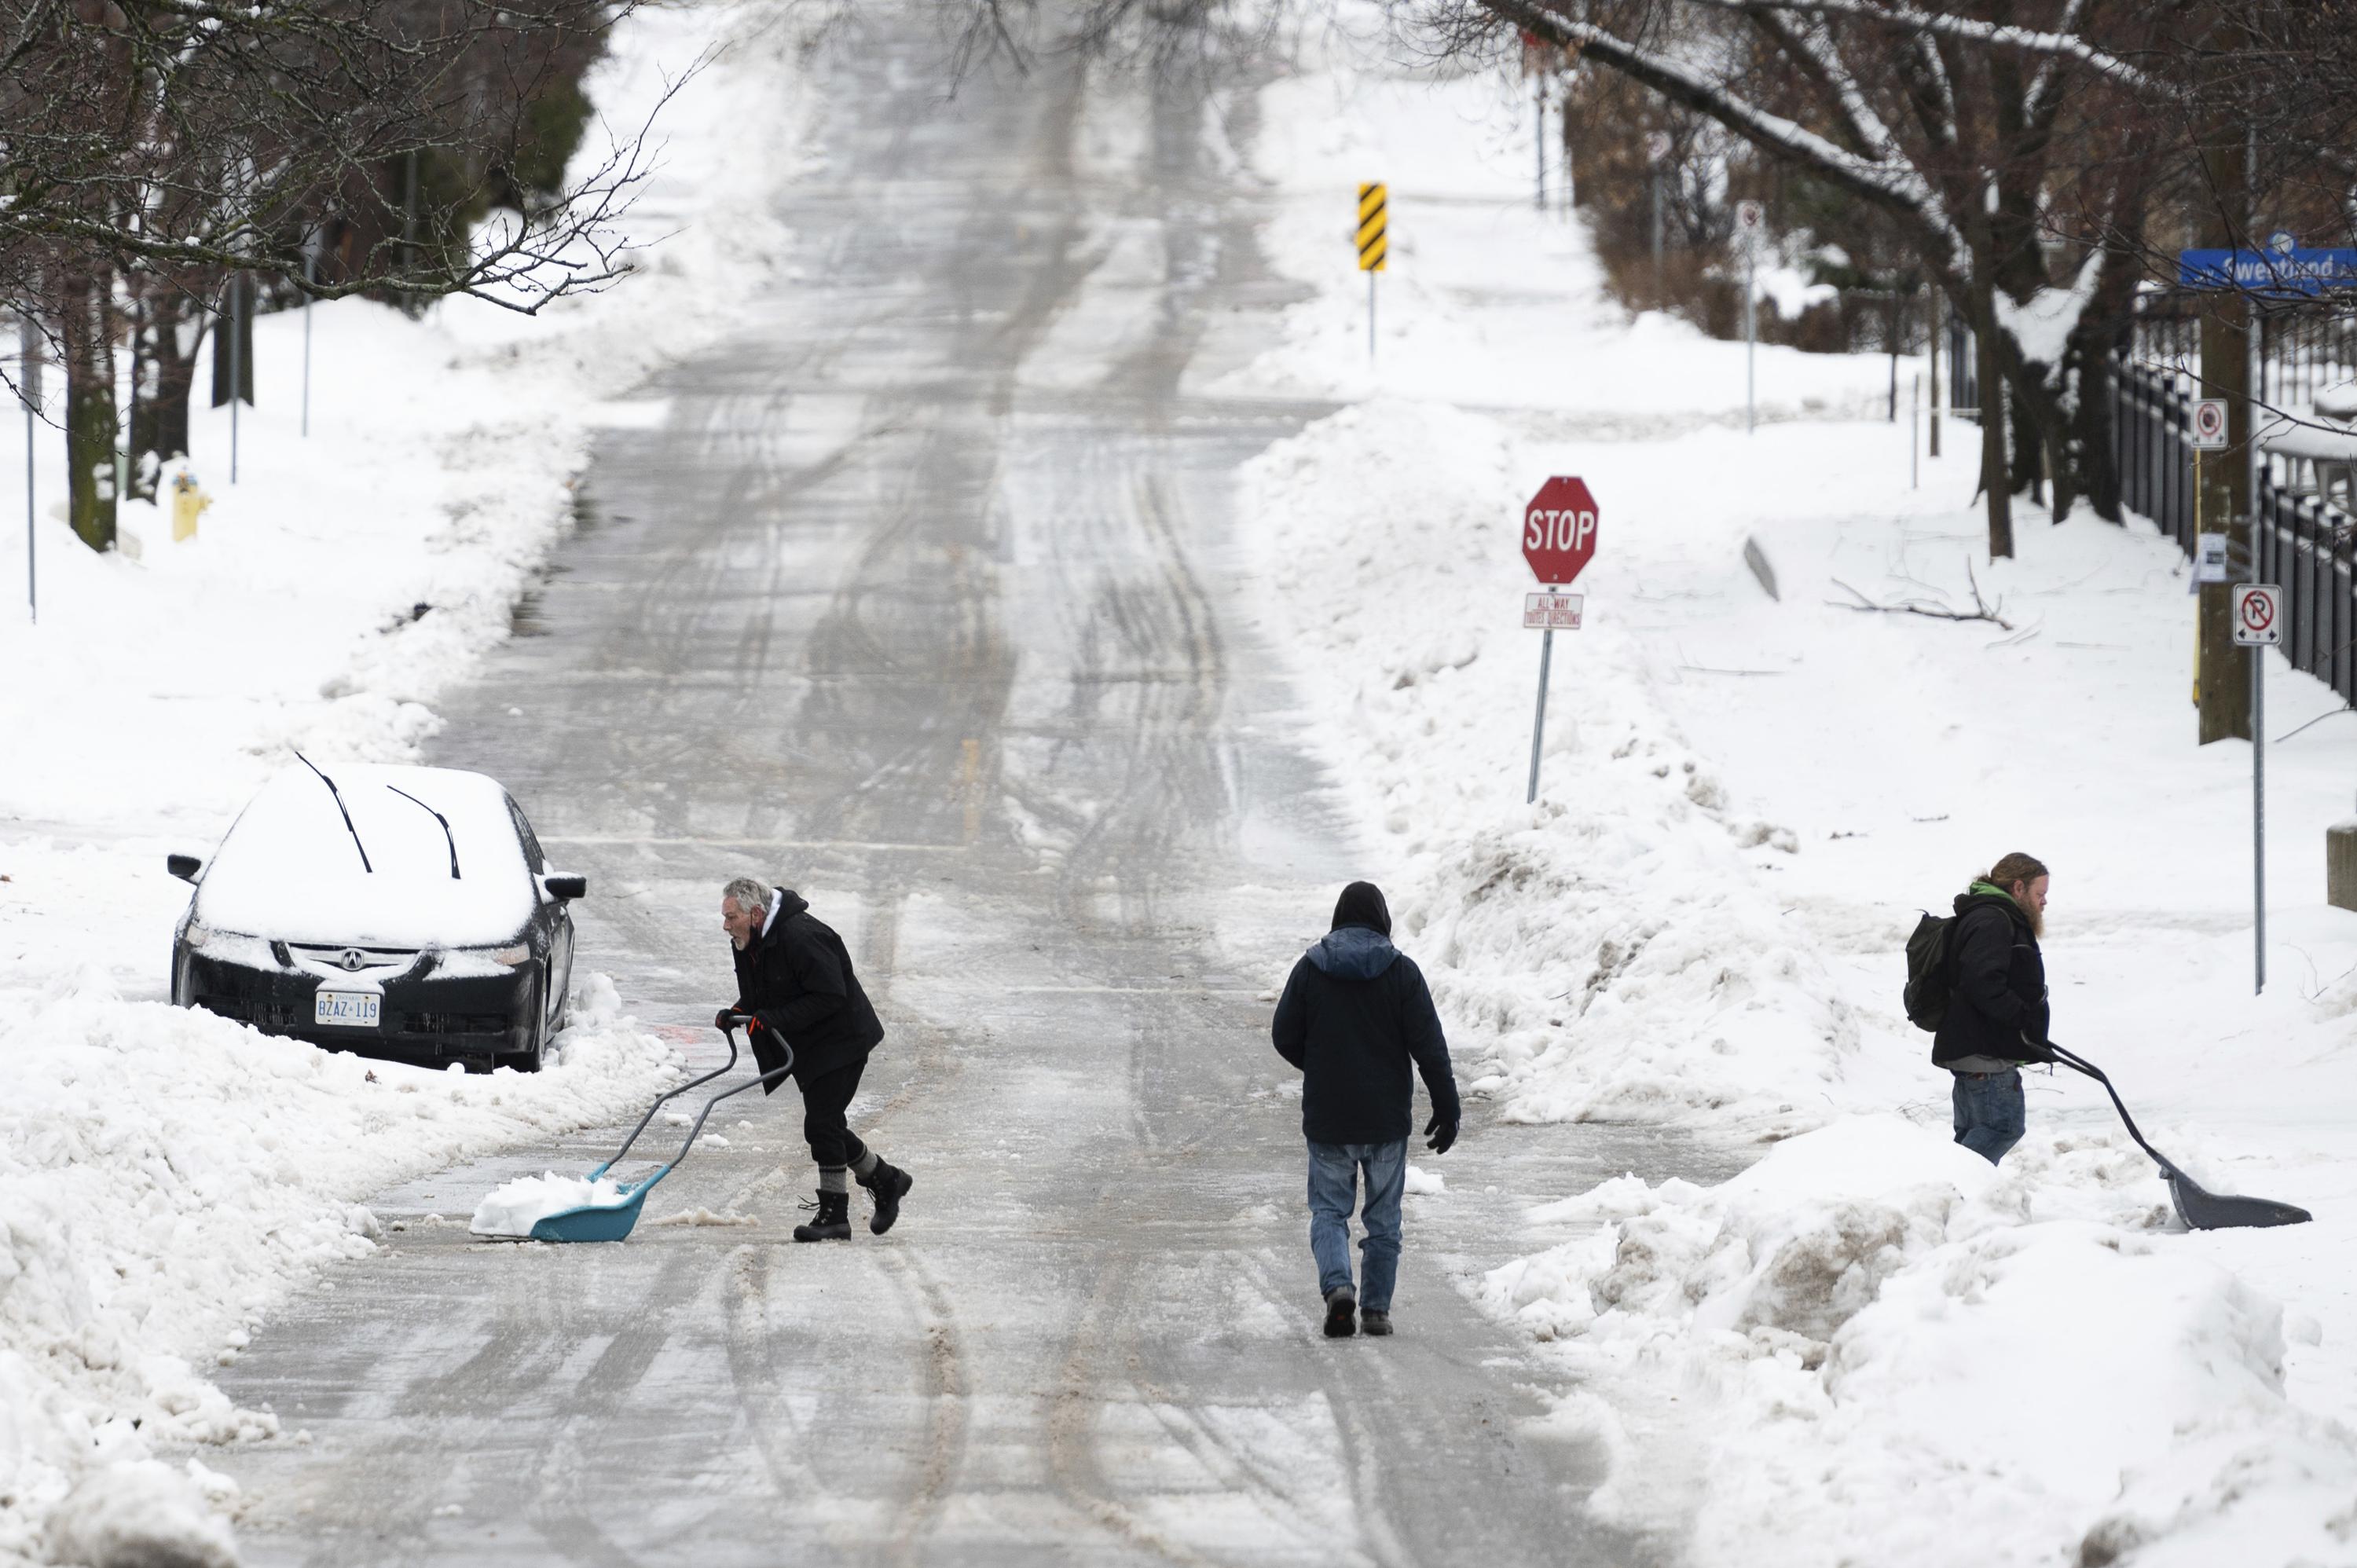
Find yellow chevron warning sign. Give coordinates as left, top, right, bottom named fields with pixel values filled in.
left=1357, top=183, right=1387, bottom=272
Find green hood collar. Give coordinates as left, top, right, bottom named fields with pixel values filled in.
left=1967, top=880, right=2017, bottom=905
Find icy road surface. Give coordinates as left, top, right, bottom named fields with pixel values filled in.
left=207, top=22, right=1746, bottom=1565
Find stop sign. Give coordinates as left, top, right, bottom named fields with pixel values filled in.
left=1523, top=477, right=1599, bottom=586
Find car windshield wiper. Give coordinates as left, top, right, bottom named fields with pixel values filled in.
left=387, top=786, right=460, bottom=880
left=294, top=750, right=373, bottom=874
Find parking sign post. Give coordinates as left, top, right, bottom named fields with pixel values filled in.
left=2235, top=582, right=2281, bottom=993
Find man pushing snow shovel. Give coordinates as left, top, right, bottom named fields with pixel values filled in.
left=1917, top=852, right=2055, bottom=1165
left=1272, top=881, right=1461, bottom=1339
left=719, top=877, right=913, bottom=1241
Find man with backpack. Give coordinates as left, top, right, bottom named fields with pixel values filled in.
left=1906, top=852, right=2054, bottom=1164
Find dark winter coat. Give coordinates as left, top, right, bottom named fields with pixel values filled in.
left=1271, top=923, right=1461, bottom=1146
left=1930, top=888, right=2050, bottom=1067
left=731, top=889, right=884, bottom=1090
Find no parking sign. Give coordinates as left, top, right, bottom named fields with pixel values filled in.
left=2192, top=398, right=2231, bottom=452
left=2234, top=583, right=2282, bottom=646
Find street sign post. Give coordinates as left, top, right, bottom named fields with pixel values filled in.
left=1523, top=592, right=1584, bottom=629
left=1736, top=200, right=1764, bottom=434
left=2179, top=247, right=2357, bottom=297
left=1523, top=477, right=1600, bottom=803
left=1357, top=182, right=1387, bottom=363
left=2235, top=581, right=2282, bottom=994
left=2191, top=397, right=2230, bottom=451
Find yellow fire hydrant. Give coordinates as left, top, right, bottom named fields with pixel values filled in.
left=171, top=471, right=212, bottom=543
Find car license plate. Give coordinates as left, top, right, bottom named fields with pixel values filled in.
left=314, top=990, right=381, bottom=1028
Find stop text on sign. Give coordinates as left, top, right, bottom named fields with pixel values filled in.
left=1525, top=507, right=1595, bottom=555
left=1521, top=475, right=1601, bottom=585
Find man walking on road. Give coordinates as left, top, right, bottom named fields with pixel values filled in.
left=1271, top=881, right=1461, bottom=1340
left=720, top=877, right=914, bottom=1241
left=1932, top=853, right=2053, bottom=1165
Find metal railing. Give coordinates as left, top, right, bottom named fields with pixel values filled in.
left=2113, top=346, right=2357, bottom=706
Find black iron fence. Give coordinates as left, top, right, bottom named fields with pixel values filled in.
left=1948, top=295, right=2357, bottom=706
left=2111, top=302, right=2357, bottom=705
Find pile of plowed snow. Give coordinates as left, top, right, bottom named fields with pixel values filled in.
left=1479, top=1117, right=2357, bottom=1567
left=0, top=975, right=676, bottom=1564
left=1238, top=398, right=1853, bottom=1129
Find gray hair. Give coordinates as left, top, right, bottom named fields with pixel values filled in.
left=721, top=876, right=771, bottom=915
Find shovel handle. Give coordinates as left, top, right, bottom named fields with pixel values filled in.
left=599, top=1017, right=746, bottom=1171
left=2044, top=1041, right=2182, bottom=1178
left=651, top=1024, right=794, bottom=1178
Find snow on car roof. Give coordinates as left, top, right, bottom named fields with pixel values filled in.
left=196, top=763, right=538, bottom=948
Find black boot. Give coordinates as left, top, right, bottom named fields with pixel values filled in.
left=1322, top=1287, right=1357, bottom=1339
left=793, top=1189, right=852, bottom=1242
left=859, top=1160, right=913, bottom=1235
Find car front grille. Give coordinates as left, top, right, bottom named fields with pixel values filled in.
left=287, top=943, right=421, bottom=980
left=398, top=1012, right=513, bottom=1037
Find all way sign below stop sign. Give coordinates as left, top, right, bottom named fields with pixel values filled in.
left=1524, top=476, right=1599, bottom=585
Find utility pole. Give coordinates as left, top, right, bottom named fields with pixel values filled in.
left=302, top=245, right=315, bottom=438
left=2195, top=97, right=2253, bottom=746
left=1928, top=284, right=1943, bottom=458
left=1646, top=131, right=1670, bottom=299
left=18, top=313, right=35, bottom=624
left=228, top=273, right=243, bottom=484
left=1533, top=78, right=1546, bottom=211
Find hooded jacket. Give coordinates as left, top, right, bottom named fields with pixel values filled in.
left=1270, top=887, right=1461, bottom=1145
left=731, top=889, right=885, bottom=1090
left=1930, top=884, right=2050, bottom=1068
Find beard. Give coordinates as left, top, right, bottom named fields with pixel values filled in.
left=2023, top=904, right=2044, bottom=940
left=729, top=928, right=750, bottom=951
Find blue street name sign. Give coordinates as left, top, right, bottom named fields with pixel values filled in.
left=2179, top=247, right=2357, bottom=295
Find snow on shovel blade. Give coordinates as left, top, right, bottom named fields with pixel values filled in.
left=2164, top=1171, right=2311, bottom=1232
left=471, top=1169, right=656, bottom=1242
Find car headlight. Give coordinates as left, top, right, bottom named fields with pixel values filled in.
left=488, top=943, right=531, bottom=966
left=185, top=921, right=212, bottom=950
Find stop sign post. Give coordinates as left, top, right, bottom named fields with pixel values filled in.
left=1523, top=477, right=1599, bottom=803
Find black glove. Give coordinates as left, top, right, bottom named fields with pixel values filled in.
left=714, top=1008, right=744, bottom=1032
left=1424, top=1113, right=1458, bottom=1155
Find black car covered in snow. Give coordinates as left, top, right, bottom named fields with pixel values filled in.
left=169, top=761, right=585, bottom=1071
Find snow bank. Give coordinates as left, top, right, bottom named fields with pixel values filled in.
left=40, top=1460, right=239, bottom=1568
left=469, top=1171, right=632, bottom=1237
left=1237, top=399, right=1853, bottom=1127
left=1480, top=1118, right=2357, bottom=1567
left=0, top=973, right=677, bottom=1562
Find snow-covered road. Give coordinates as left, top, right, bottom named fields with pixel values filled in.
left=196, top=28, right=1744, bottom=1565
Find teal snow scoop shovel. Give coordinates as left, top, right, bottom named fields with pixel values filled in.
left=529, top=1013, right=793, bottom=1243
left=2047, top=1042, right=2310, bottom=1231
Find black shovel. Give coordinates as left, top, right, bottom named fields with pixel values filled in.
left=2046, top=1042, right=2311, bottom=1231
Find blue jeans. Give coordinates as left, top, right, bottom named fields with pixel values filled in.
left=1952, top=1070, right=2025, bottom=1163
left=1307, top=1139, right=1406, bottom=1312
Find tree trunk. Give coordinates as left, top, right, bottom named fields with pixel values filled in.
left=60, top=266, right=116, bottom=553
left=2009, top=379, right=2045, bottom=502
left=1968, top=269, right=2013, bottom=559
left=133, top=285, right=201, bottom=473
left=2073, top=338, right=2122, bottom=523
